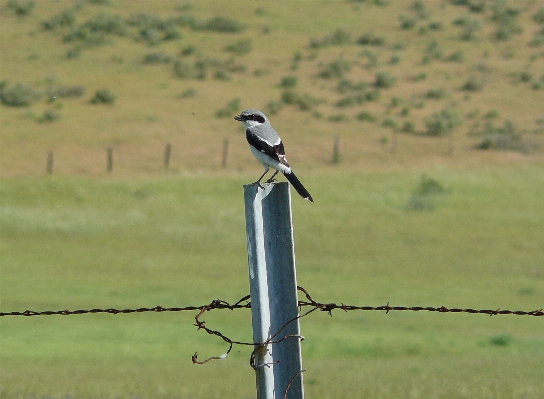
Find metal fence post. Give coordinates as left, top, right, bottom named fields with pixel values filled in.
left=244, top=182, right=304, bottom=399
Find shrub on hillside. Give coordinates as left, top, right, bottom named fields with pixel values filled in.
left=142, top=52, right=172, bottom=64
left=281, top=91, right=323, bottom=111
left=328, top=114, right=349, bottom=123
left=532, top=76, right=544, bottom=90
left=389, top=54, right=401, bottom=65
left=421, top=40, right=443, bottom=63
left=196, top=16, right=245, bottom=33
left=64, top=27, right=107, bottom=47
left=336, top=79, right=367, bottom=94
left=163, top=26, right=182, bottom=41
left=445, top=50, right=465, bottom=62
left=412, top=0, right=429, bottom=19
left=179, top=88, right=196, bottom=98
left=533, top=8, right=544, bottom=24
left=47, top=85, right=85, bottom=99
left=318, top=59, right=351, bottom=79
left=401, top=121, right=416, bottom=133
left=374, top=71, right=396, bottom=88
left=356, top=111, right=377, bottom=122
left=356, top=31, right=385, bottom=46
left=425, top=87, right=447, bottom=99
left=135, top=28, right=162, bottom=46
left=428, top=21, right=443, bottom=31
left=491, top=1, right=522, bottom=41
left=0, top=83, right=37, bottom=107
left=37, top=109, right=60, bottom=123
left=173, top=60, right=194, bottom=79
left=180, top=46, right=196, bottom=57
left=413, top=72, right=427, bottom=82
left=279, top=76, right=298, bottom=88
left=213, top=69, right=231, bottom=81
left=86, top=13, right=128, bottom=35
left=530, top=27, right=544, bottom=47
left=399, top=15, right=416, bottom=30
left=90, top=89, right=116, bottom=105
left=461, top=76, right=483, bottom=91
left=127, top=14, right=182, bottom=45
left=476, top=120, right=533, bottom=152
left=215, top=98, right=240, bottom=118
left=265, top=101, right=284, bottom=116
left=494, top=19, right=522, bottom=41
left=309, top=29, right=351, bottom=48
left=359, top=49, right=378, bottom=69
left=382, top=117, right=398, bottom=129
left=66, top=46, right=82, bottom=59
left=224, top=39, right=252, bottom=56
left=42, top=10, right=76, bottom=30
left=336, top=89, right=380, bottom=107
left=8, top=0, right=35, bottom=16
left=63, top=13, right=128, bottom=46
left=449, top=0, right=486, bottom=13
left=453, top=15, right=482, bottom=40
left=425, top=108, right=461, bottom=136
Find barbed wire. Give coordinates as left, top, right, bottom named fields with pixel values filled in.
left=2, top=286, right=542, bottom=319
left=0, top=295, right=252, bottom=317
left=296, top=286, right=544, bottom=317
left=1, top=285, right=542, bottom=367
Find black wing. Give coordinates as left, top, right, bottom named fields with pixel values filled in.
left=246, top=129, right=287, bottom=165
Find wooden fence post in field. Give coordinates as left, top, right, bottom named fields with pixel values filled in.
left=107, top=147, right=113, bottom=173
left=222, top=138, right=229, bottom=168
left=332, top=135, right=340, bottom=164
left=448, top=132, right=454, bottom=157
left=164, top=143, right=172, bottom=169
left=244, top=182, right=304, bottom=399
left=47, top=151, right=53, bottom=175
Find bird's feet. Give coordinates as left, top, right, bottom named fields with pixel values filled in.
left=265, top=178, right=277, bottom=184
left=254, top=181, right=265, bottom=189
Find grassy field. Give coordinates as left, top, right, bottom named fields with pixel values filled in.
left=1, top=0, right=544, bottom=398
left=1, top=166, right=544, bottom=398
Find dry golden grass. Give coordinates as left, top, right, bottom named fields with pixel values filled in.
left=1, top=0, right=543, bottom=178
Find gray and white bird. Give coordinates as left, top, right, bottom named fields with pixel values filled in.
left=234, top=108, right=313, bottom=202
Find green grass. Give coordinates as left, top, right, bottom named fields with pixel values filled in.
left=1, top=165, right=544, bottom=398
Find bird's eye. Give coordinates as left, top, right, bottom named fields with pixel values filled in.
left=252, top=114, right=265, bottom=123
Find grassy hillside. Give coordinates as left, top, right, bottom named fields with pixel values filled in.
left=1, top=0, right=544, bottom=176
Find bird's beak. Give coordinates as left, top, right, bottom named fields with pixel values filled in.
left=234, top=114, right=243, bottom=121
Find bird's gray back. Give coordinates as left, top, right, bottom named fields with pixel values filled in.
left=249, top=122, right=281, bottom=145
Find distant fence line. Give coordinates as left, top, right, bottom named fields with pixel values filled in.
left=46, top=143, right=180, bottom=175
left=42, top=138, right=350, bottom=175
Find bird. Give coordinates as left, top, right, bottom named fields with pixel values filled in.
left=234, top=108, right=313, bottom=202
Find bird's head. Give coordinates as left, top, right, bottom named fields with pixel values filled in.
left=234, top=109, right=268, bottom=128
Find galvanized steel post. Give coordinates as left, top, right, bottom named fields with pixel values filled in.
left=244, top=182, right=304, bottom=399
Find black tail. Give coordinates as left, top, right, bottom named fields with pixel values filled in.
left=283, top=171, right=313, bottom=202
